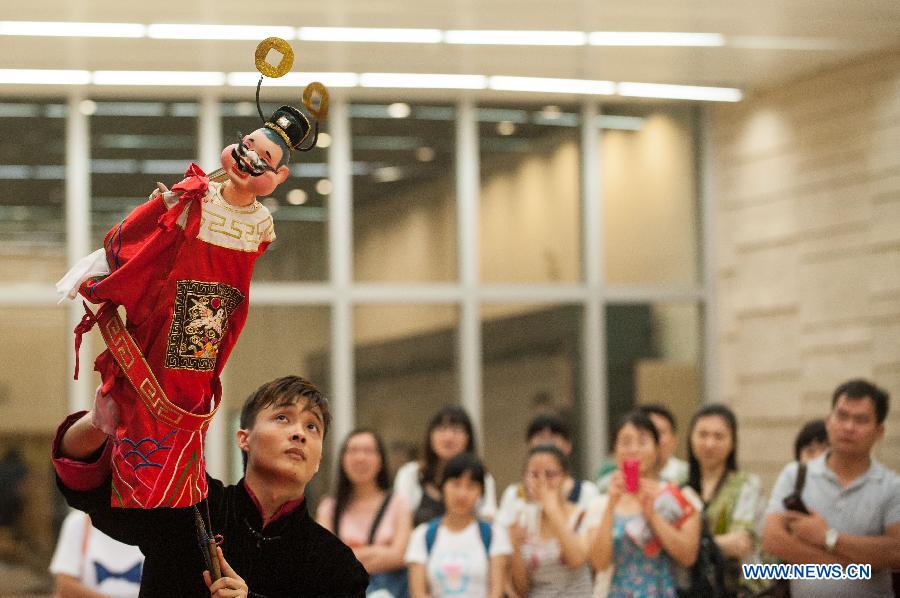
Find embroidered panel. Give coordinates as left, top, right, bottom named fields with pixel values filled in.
left=165, top=280, right=244, bottom=371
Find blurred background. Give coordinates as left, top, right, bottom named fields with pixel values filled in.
left=0, top=1, right=898, bottom=593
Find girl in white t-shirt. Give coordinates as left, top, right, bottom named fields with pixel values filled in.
left=405, top=453, right=511, bottom=598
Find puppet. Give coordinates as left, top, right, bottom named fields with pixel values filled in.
left=56, top=38, right=329, bottom=509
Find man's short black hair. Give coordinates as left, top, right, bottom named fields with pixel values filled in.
left=637, top=403, right=677, bottom=432
left=794, top=419, right=827, bottom=461
left=526, top=413, right=571, bottom=442
left=440, top=452, right=486, bottom=491
left=832, top=379, right=890, bottom=424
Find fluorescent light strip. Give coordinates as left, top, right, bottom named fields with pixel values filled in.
left=0, top=21, right=145, bottom=37
left=589, top=32, right=724, bottom=46
left=298, top=27, right=442, bottom=43
left=147, top=24, right=294, bottom=40
left=0, top=69, right=91, bottom=84
left=360, top=73, right=487, bottom=89
left=0, top=68, right=743, bottom=102
left=618, top=82, right=742, bottom=102
left=445, top=30, right=587, bottom=46
left=93, top=71, right=226, bottom=86
left=489, top=76, right=615, bottom=95
left=227, top=72, right=359, bottom=87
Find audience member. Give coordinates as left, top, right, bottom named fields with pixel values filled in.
left=794, top=419, right=828, bottom=464
left=497, top=414, right=598, bottom=526
left=506, top=444, right=593, bottom=598
left=405, top=453, right=510, bottom=598
left=762, top=378, right=900, bottom=598
left=50, top=510, right=144, bottom=598
left=587, top=411, right=700, bottom=597
left=317, top=429, right=412, bottom=598
left=687, top=404, right=763, bottom=596
left=597, top=404, right=687, bottom=492
left=394, top=406, right=497, bottom=526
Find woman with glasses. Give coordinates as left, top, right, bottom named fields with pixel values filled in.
left=505, top=444, right=592, bottom=598
left=316, top=428, right=412, bottom=597
left=587, top=411, right=701, bottom=597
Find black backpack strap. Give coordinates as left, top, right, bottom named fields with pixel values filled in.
left=794, top=463, right=807, bottom=496
left=367, top=491, right=393, bottom=546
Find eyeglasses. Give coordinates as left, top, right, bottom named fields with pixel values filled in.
left=232, top=132, right=279, bottom=176
left=525, top=469, right=562, bottom=479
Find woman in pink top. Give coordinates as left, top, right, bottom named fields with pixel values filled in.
left=317, top=429, right=413, bottom=597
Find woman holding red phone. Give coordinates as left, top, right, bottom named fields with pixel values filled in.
left=587, top=411, right=701, bottom=597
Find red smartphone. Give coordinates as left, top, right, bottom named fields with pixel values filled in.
left=623, top=458, right=640, bottom=493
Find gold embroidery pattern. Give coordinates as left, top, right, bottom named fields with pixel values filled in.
left=165, top=280, right=244, bottom=372
left=197, top=187, right=275, bottom=251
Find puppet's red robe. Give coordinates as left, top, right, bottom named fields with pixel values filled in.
left=78, top=166, right=274, bottom=508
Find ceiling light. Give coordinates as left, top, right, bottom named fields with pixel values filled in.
left=286, top=189, right=308, bottom=205
left=0, top=21, right=145, bottom=37
left=93, top=71, right=226, bottom=86
left=235, top=102, right=255, bottom=116
left=359, top=73, right=487, bottom=90
left=540, top=105, right=562, bottom=119
left=316, top=179, right=333, bottom=195
left=445, top=30, right=587, bottom=46
left=589, top=32, right=724, bottom=46
left=496, top=121, right=516, bottom=136
left=617, top=82, right=742, bottom=102
left=78, top=100, right=97, bottom=115
left=415, top=146, right=436, bottom=162
left=226, top=72, right=359, bottom=88
left=0, top=69, right=91, bottom=85
left=489, top=76, right=615, bottom=95
left=298, top=27, right=442, bottom=43
left=316, top=132, right=332, bottom=148
left=372, top=166, right=404, bottom=183
left=387, top=103, right=411, bottom=118
left=147, top=24, right=294, bottom=40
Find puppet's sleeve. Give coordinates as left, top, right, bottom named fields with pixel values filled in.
left=51, top=412, right=154, bottom=545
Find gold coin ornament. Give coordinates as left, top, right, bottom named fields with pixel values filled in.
left=255, top=37, right=294, bottom=79
left=302, top=82, right=329, bottom=121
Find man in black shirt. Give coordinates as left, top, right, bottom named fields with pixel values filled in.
left=53, top=376, right=368, bottom=597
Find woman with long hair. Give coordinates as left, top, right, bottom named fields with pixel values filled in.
left=687, top=404, right=763, bottom=597
left=588, top=411, right=701, bottom=597
left=394, top=405, right=497, bottom=526
left=506, top=444, right=593, bottom=598
left=317, top=428, right=412, bottom=597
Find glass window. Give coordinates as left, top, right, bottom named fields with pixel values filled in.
left=600, top=105, right=700, bottom=285
left=0, top=101, right=67, bottom=283
left=354, top=304, right=459, bottom=479
left=479, top=105, right=581, bottom=284
left=222, top=101, right=329, bottom=282
left=481, top=303, right=584, bottom=490
left=89, top=101, right=198, bottom=248
left=351, top=103, right=457, bottom=282
left=605, top=302, right=701, bottom=457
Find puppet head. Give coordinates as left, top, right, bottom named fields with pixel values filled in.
left=218, top=38, right=329, bottom=198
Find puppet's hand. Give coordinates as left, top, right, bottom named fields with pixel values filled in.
left=156, top=182, right=170, bottom=194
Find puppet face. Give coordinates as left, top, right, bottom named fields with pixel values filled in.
left=220, top=129, right=289, bottom=197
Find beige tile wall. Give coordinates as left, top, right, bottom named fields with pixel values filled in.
left=711, top=49, right=900, bottom=490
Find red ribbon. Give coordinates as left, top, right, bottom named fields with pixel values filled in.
left=73, top=301, right=99, bottom=380
left=170, top=163, right=210, bottom=202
